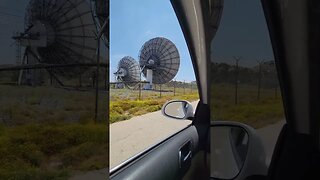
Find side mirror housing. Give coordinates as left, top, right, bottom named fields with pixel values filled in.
left=211, top=121, right=268, bottom=179
left=161, top=100, right=194, bottom=120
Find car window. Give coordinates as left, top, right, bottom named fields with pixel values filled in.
left=109, top=0, right=198, bottom=169
left=211, top=0, right=285, bottom=166
left=0, top=0, right=108, bottom=179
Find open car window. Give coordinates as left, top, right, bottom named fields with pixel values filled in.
left=109, top=0, right=199, bottom=170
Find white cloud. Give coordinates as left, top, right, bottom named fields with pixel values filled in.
left=145, top=30, right=152, bottom=36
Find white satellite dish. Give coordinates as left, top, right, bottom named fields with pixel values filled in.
left=139, top=37, right=180, bottom=89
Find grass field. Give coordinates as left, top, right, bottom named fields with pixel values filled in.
left=110, top=87, right=199, bottom=123
left=0, top=85, right=107, bottom=125
left=211, top=84, right=285, bottom=128
left=0, top=85, right=108, bottom=179
left=0, top=82, right=284, bottom=178
left=110, top=83, right=285, bottom=129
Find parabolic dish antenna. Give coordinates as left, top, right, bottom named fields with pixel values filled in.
left=114, top=56, right=140, bottom=87
left=16, top=0, right=97, bottom=78
left=139, top=37, right=180, bottom=86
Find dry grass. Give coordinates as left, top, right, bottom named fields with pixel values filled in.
left=110, top=83, right=285, bottom=129
left=0, top=122, right=108, bottom=179
left=110, top=88, right=199, bottom=123
left=211, top=84, right=285, bottom=128
left=0, top=85, right=107, bottom=125
left=0, top=85, right=108, bottom=179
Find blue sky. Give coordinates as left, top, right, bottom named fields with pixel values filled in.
left=212, top=0, right=274, bottom=66
left=0, top=0, right=28, bottom=65
left=110, top=0, right=274, bottom=82
left=110, top=0, right=196, bottom=82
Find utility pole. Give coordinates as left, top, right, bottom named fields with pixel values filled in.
left=257, top=60, right=264, bottom=101
left=234, top=56, right=241, bottom=105
left=94, top=37, right=101, bottom=122
left=173, top=79, right=176, bottom=96
left=105, top=67, right=108, bottom=90
left=94, top=13, right=107, bottom=122
left=139, top=74, right=142, bottom=100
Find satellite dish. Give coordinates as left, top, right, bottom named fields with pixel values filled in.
left=139, top=37, right=180, bottom=89
left=14, top=0, right=97, bottom=81
left=114, top=56, right=140, bottom=88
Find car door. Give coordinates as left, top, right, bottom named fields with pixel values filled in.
left=261, top=0, right=320, bottom=179
left=109, top=0, right=221, bottom=179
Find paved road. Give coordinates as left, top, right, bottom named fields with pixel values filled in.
left=109, top=101, right=199, bottom=169
left=256, top=120, right=285, bottom=165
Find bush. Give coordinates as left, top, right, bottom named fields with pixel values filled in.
left=61, top=142, right=107, bottom=170
left=109, top=92, right=199, bottom=123
left=0, top=123, right=108, bottom=179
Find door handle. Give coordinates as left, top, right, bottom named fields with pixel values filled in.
left=179, top=140, right=192, bottom=168
left=182, top=151, right=192, bottom=162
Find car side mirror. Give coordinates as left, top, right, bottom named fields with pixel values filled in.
left=211, top=121, right=268, bottom=180
left=161, top=100, right=194, bottom=120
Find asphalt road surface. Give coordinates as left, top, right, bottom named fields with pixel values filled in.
left=256, top=120, right=285, bottom=165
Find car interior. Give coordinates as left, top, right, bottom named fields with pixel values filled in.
left=260, top=0, right=320, bottom=179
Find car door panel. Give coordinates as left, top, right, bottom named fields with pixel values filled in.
left=110, top=125, right=200, bottom=180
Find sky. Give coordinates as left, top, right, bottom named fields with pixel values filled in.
left=0, top=0, right=28, bottom=65
left=0, top=0, right=274, bottom=79
left=212, top=0, right=274, bottom=67
left=110, top=0, right=195, bottom=82
left=110, top=0, right=274, bottom=82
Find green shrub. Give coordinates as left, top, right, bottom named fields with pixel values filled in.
left=0, top=122, right=108, bottom=179
left=109, top=92, right=200, bottom=123
left=61, top=142, right=97, bottom=167
left=61, top=142, right=107, bottom=170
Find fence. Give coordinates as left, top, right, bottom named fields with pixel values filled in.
left=109, top=80, right=198, bottom=101
left=211, top=60, right=280, bottom=105
left=0, top=63, right=108, bottom=126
